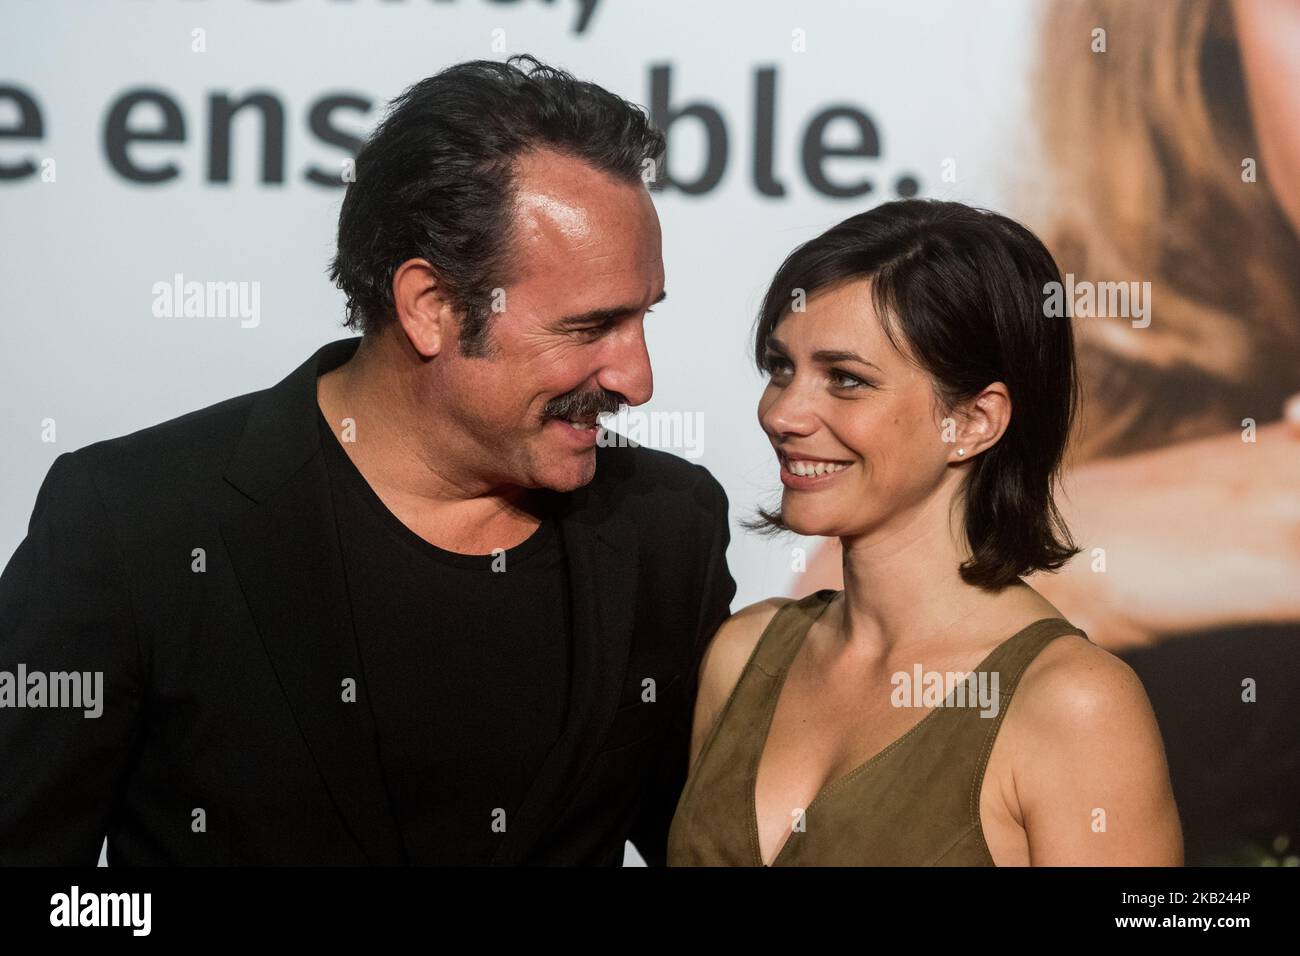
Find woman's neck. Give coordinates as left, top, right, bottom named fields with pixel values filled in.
left=835, top=495, right=1011, bottom=658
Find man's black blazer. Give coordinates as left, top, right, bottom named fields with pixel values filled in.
left=0, top=337, right=736, bottom=865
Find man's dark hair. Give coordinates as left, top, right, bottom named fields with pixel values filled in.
left=329, top=54, right=666, bottom=356
left=749, top=198, right=1082, bottom=590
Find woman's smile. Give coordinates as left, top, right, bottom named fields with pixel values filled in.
left=778, top=451, right=855, bottom=489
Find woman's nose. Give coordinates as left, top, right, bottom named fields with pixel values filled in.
left=759, top=382, right=817, bottom=438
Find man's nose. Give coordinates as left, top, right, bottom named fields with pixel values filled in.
left=596, top=320, right=654, bottom=407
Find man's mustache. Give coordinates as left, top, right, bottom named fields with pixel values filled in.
left=543, top=387, right=627, bottom=421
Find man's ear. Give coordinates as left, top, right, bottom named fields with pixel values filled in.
left=392, top=258, right=456, bottom=358
left=949, top=382, right=1011, bottom=463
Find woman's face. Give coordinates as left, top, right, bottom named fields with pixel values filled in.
left=1232, top=0, right=1300, bottom=238
left=756, top=279, right=957, bottom=540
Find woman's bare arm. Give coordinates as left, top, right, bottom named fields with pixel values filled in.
left=1009, top=639, right=1184, bottom=866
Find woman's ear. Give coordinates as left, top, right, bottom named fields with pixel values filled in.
left=950, top=382, right=1012, bottom=462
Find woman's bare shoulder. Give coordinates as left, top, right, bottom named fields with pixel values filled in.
left=700, top=598, right=793, bottom=683
left=1014, top=629, right=1149, bottom=719
left=992, top=624, right=1153, bottom=750
left=688, top=598, right=795, bottom=761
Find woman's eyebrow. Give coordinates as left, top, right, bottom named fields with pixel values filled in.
left=810, top=349, right=883, bottom=373
left=766, top=338, right=883, bottom=373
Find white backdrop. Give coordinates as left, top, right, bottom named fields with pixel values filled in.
left=1, top=0, right=1042, bottom=864
left=0, top=0, right=1041, bottom=593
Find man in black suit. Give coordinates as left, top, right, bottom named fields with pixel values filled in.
left=0, top=56, right=735, bottom=865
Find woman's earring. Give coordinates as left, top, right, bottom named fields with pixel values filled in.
left=957, top=448, right=966, bottom=457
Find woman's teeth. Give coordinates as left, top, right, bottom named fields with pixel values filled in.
left=784, top=458, right=849, bottom=477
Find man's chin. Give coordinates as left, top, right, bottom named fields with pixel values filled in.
left=528, top=419, right=600, bottom=492
left=533, top=449, right=598, bottom=493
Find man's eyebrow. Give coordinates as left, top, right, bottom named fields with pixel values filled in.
left=559, top=289, right=666, bottom=326
left=764, top=338, right=883, bottom=373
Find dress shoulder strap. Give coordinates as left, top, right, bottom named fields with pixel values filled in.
left=974, top=617, right=1091, bottom=698
left=747, top=588, right=839, bottom=677
left=692, top=588, right=838, bottom=776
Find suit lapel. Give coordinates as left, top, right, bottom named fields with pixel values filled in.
left=220, top=459, right=407, bottom=864
left=220, top=337, right=405, bottom=864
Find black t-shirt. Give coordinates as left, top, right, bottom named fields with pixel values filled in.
left=316, top=406, right=571, bottom=864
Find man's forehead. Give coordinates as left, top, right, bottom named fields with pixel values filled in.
left=508, top=158, right=659, bottom=285
left=514, top=189, right=597, bottom=248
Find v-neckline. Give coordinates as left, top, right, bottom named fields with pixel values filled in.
left=750, top=592, right=1066, bottom=867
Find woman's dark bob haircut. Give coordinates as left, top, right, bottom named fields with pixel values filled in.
left=750, top=198, right=1082, bottom=590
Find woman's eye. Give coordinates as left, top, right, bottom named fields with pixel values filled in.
left=829, top=369, right=868, bottom=390
left=764, top=356, right=793, bottom=378
left=764, top=357, right=869, bottom=391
